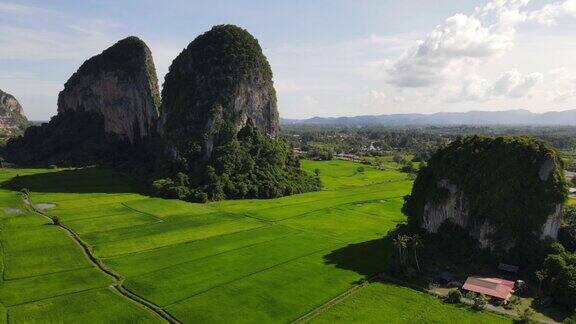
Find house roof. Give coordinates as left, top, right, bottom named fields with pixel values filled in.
left=462, top=277, right=515, bottom=300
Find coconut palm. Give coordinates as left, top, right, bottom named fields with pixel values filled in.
left=535, top=269, right=547, bottom=297
left=410, top=234, right=423, bottom=272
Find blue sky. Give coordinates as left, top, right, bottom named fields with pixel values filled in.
left=2, top=0, right=576, bottom=120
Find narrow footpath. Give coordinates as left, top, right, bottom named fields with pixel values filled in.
left=23, top=192, right=181, bottom=324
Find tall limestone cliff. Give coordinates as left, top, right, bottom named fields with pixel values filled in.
left=160, top=24, right=279, bottom=161
left=4, top=36, right=160, bottom=166
left=58, top=36, right=160, bottom=143
left=152, top=25, right=318, bottom=202
left=402, top=135, right=568, bottom=252
left=0, top=89, right=28, bottom=133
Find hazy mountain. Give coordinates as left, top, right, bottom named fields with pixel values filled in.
left=281, top=109, right=576, bottom=126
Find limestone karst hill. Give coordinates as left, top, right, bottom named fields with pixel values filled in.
left=402, top=135, right=568, bottom=253
left=4, top=25, right=319, bottom=201
left=152, top=25, right=318, bottom=202
left=5, top=36, right=160, bottom=166
left=160, top=24, right=279, bottom=161
left=0, top=89, right=28, bottom=134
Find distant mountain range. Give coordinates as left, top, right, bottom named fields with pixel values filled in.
left=281, top=109, right=576, bottom=126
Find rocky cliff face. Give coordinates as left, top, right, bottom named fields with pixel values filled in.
left=421, top=179, right=563, bottom=250
left=4, top=36, right=160, bottom=166
left=0, top=89, right=28, bottom=132
left=160, top=25, right=279, bottom=161
left=58, top=36, right=160, bottom=143
left=403, top=136, right=568, bottom=252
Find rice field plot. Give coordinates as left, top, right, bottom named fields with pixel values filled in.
left=311, top=282, right=511, bottom=323
left=0, top=161, right=507, bottom=323
left=0, top=169, right=160, bottom=323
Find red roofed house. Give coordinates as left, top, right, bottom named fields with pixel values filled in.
left=462, top=277, right=515, bottom=302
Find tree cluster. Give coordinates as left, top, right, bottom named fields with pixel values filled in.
left=151, top=124, right=320, bottom=202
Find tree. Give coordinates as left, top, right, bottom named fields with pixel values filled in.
left=446, top=289, right=462, bottom=304
left=517, top=308, right=535, bottom=324
left=472, top=294, right=488, bottom=310
left=409, top=234, right=423, bottom=272
left=535, top=269, right=547, bottom=297
left=393, top=235, right=409, bottom=266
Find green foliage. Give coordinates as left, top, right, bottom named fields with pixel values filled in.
left=517, top=308, right=536, bottom=323
left=153, top=125, right=320, bottom=202
left=307, top=145, right=334, bottom=161
left=472, top=294, right=488, bottom=310
left=446, top=289, right=462, bottom=304
left=541, top=243, right=576, bottom=311
left=559, top=207, right=576, bottom=252
left=403, top=135, right=568, bottom=242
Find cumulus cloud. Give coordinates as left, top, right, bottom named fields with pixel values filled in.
left=388, top=0, right=528, bottom=88
left=529, top=0, right=576, bottom=26
left=450, top=69, right=543, bottom=102
left=491, top=70, right=543, bottom=97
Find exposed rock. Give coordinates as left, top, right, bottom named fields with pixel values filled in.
left=160, top=24, right=279, bottom=161
left=403, top=136, right=568, bottom=253
left=0, top=89, right=28, bottom=133
left=58, top=36, right=160, bottom=143
left=4, top=36, right=160, bottom=166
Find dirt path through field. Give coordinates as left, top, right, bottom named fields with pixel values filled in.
left=23, top=193, right=181, bottom=324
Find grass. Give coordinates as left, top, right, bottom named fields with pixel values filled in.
left=0, top=160, right=514, bottom=323
left=311, top=282, right=510, bottom=323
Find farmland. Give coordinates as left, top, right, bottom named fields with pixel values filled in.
left=0, top=160, right=510, bottom=323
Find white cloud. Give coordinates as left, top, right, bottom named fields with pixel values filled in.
left=388, top=0, right=529, bottom=88
left=0, top=2, right=53, bottom=15
left=529, top=0, right=576, bottom=26
left=546, top=68, right=576, bottom=102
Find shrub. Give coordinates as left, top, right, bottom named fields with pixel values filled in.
left=472, top=294, right=488, bottom=310
left=517, top=308, right=536, bottom=323
left=446, top=289, right=462, bottom=304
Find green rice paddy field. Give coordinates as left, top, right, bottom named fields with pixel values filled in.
left=0, top=160, right=511, bottom=323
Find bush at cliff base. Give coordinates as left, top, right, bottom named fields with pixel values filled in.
left=151, top=124, right=320, bottom=202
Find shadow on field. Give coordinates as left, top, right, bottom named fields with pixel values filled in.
left=1, top=168, right=139, bottom=194
left=324, top=238, right=394, bottom=282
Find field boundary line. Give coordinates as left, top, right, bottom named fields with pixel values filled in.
left=25, top=193, right=181, bottom=324
left=120, top=202, right=165, bottom=222
left=4, top=266, right=93, bottom=282
left=291, top=273, right=383, bottom=324
left=128, top=231, right=298, bottom=278
left=164, top=245, right=337, bottom=307
left=6, top=286, right=106, bottom=307
left=102, top=224, right=278, bottom=260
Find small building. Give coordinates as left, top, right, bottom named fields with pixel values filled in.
left=462, top=277, right=515, bottom=301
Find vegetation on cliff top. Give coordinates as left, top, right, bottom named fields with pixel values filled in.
left=403, top=135, right=568, bottom=240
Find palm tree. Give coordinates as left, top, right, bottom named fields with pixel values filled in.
left=410, top=234, right=423, bottom=272
left=535, top=269, right=547, bottom=297
left=393, top=235, right=408, bottom=266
